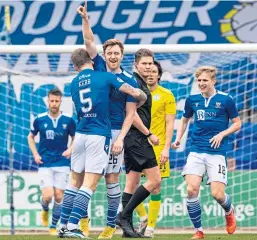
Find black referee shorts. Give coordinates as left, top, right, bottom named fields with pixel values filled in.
left=124, top=130, right=157, bottom=174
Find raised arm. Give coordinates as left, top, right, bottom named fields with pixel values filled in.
left=77, top=1, right=97, bottom=59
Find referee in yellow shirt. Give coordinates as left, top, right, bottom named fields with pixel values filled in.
left=135, top=61, right=176, bottom=237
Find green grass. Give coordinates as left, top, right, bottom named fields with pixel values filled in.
left=1, top=234, right=257, bottom=240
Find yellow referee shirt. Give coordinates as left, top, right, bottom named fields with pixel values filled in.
left=150, top=85, right=176, bottom=146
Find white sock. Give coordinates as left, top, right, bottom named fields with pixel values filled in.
left=67, top=222, right=78, bottom=231
left=196, top=227, right=203, bottom=232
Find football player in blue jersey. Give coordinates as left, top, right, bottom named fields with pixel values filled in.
left=27, top=89, right=76, bottom=235
left=172, top=66, right=242, bottom=239
left=58, top=48, right=146, bottom=239
left=76, top=3, right=148, bottom=239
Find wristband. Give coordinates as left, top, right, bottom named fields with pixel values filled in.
left=146, top=131, right=152, bottom=138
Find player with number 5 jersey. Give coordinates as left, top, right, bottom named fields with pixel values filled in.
left=77, top=3, right=140, bottom=239
left=172, top=66, right=241, bottom=239
left=58, top=48, right=146, bottom=239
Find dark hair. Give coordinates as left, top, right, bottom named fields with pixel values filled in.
left=71, top=48, right=92, bottom=69
left=48, top=88, right=62, bottom=97
left=154, top=61, right=163, bottom=82
left=134, top=48, right=154, bottom=63
left=103, top=39, right=124, bottom=54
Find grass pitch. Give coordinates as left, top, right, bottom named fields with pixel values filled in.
left=1, top=234, right=257, bottom=240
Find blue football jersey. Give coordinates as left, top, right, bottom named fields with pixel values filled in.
left=70, top=68, right=125, bottom=137
left=183, top=91, right=239, bottom=156
left=31, top=112, right=76, bottom=168
left=92, top=54, right=138, bottom=129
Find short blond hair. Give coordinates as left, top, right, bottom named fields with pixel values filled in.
left=103, top=39, right=124, bottom=54
left=195, top=66, right=217, bottom=80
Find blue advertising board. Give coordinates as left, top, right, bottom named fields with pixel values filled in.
left=0, top=1, right=256, bottom=45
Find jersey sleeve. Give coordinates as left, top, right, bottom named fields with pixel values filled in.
left=92, top=54, right=107, bottom=72
left=30, top=117, right=39, bottom=136
left=183, top=97, right=194, bottom=118
left=70, top=79, right=82, bottom=120
left=108, top=74, right=125, bottom=90
left=226, top=95, right=239, bottom=119
left=126, top=78, right=138, bottom=103
left=68, top=118, right=76, bottom=137
left=165, top=92, right=176, bottom=115
left=70, top=79, right=76, bottom=99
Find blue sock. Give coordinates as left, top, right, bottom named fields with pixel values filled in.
left=60, top=185, right=78, bottom=227
left=40, top=197, right=49, bottom=211
left=50, top=201, right=62, bottom=228
left=106, top=183, right=121, bottom=228
left=67, top=187, right=93, bottom=230
left=219, top=194, right=232, bottom=215
left=187, top=197, right=202, bottom=230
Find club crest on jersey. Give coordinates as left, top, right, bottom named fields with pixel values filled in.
left=44, top=124, right=48, bottom=128
left=153, top=94, right=160, bottom=101
left=215, top=102, right=221, bottom=108
left=62, top=124, right=67, bottom=129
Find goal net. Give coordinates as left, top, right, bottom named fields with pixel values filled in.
left=0, top=44, right=257, bottom=233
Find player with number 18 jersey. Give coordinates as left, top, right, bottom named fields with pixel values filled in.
left=172, top=66, right=241, bottom=239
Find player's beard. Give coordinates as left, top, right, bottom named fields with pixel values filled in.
left=107, top=59, right=120, bottom=71
left=50, top=107, right=59, bottom=115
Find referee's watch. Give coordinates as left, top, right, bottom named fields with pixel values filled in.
left=146, top=131, right=153, bottom=138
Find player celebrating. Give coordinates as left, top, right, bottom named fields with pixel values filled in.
left=172, top=66, right=241, bottom=239
left=135, top=61, right=176, bottom=237
left=27, top=89, right=76, bottom=235
left=58, top=48, right=146, bottom=238
left=77, top=3, right=138, bottom=239
left=117, top=49, right=162, bottom=238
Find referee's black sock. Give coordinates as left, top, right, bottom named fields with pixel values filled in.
left=122, top=192, right=133, bottom=210
left=122, top=185, right=150, bottom=218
